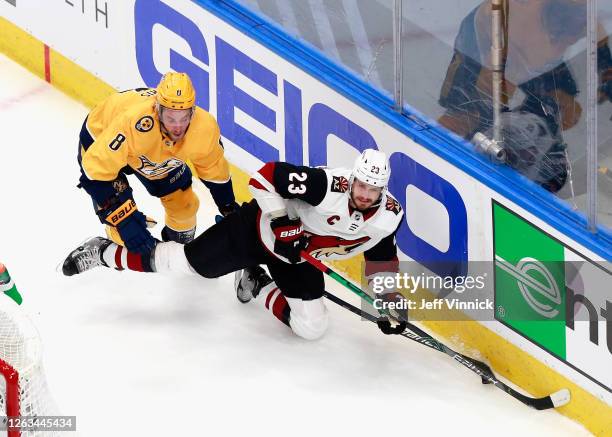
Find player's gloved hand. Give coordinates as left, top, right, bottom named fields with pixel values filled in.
left=219, top=201, right=239, bottom=217
left=117, top=211, right=157, bottom=255
left=96, top=191, right=157, bottom=255
left=270, top=215, right=307, bottom=264
left=376, top=317, right=406, bottom=335
left=373, top=290, right=408, bottom=335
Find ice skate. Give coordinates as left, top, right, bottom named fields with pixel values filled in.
left=234, top=266, right=272, bottom=303
left=61, top=237, right=112, bottom=276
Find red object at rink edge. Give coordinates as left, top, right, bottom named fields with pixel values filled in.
left=44, top=44, right=50, bottom=83
left=0, top=359, right=21, bottom=437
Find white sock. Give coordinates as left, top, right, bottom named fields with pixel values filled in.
left=102, top=243, right=120, bottom=269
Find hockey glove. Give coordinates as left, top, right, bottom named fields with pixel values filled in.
left=376, top=317, right=407, bottom=335
left=116, top=211, right=157, bottom=254
left=373, top=291, right=408, bottom=335
left=270, top=215, right=307, bottom=264
left=218, top=201, right=239, bottom=217
left=97, top=196, right=156, bottom=255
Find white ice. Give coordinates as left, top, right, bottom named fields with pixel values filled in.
left=0, top=53, right=592, bottom=437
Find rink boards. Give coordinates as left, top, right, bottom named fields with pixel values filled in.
left=0, top=0, right=610, bottom=434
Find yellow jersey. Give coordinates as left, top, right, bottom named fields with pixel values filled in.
left=80, top=88, right=230, bottom=184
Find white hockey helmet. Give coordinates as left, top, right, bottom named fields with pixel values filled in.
left=350, top=149, right=390, bottom=189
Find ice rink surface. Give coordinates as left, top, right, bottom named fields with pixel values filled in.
left=0, top=54, right=592, bottom=436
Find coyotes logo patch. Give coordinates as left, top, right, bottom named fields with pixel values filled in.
left=306, top=233, right=370, bottom=259
left=135, top=116, right=154, bottom=132
left=385, top=197, right=401, bottom=215
left=331, top=176, right=349, bottom=193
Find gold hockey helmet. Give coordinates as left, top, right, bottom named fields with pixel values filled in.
left=156, top=72, right=196, bottom=110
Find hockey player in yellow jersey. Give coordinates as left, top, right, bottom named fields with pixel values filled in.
left=78, top=72, right=238, bottom=254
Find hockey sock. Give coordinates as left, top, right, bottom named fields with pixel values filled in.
left=102, top=243, right=154, bottom=272
left=255, top=282, right=291, bottom=327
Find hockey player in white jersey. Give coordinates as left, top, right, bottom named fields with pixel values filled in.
left=62, top=149, right=404, bottom=340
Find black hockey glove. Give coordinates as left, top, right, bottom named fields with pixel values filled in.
left=373, top=291, right=408, bottom=335
left=376, top=317, right=407, bottom=335
left=270, top=215, right=307, bottom=264
left=219, top=201, right=240, bottom=217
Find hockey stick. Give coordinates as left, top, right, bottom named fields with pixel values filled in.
left=301, top=251, right=570, bottom=410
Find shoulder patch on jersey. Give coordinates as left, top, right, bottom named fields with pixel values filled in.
left=331, top=175, right=349, bottom=193
left=135, top=115, right=154, bottom=132
left=112, top=178, right=129, bottom=193
left=385, top=197, right=402, bottom=215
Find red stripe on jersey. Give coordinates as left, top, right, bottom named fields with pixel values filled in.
left=257, top=162, right=275, bottom=185
left=271, top=292, right=289, bottom=321
left=265, top=287, right=279, bottom=310
left=363, top=207, right=380, bottom=221
left=115, top=246, right=123, bottom=270
left=248, top=178, right=268, bottom=191
left=44, top=45, right=51, bottom=83
left=127, top=252, right=144, bottom=272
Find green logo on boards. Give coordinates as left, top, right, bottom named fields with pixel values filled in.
left=493, top=202, right=566, bottom=359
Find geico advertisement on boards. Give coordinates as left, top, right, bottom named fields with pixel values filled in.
left=1, top=0, right=472, bottom=274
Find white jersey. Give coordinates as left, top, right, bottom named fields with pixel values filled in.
left=249, top=163, right=404, bottom=263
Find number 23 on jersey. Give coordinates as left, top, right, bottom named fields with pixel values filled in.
left=288, top=172, right=307, bottom=194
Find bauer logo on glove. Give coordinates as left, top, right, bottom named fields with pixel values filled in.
left=271, top=215, right=308, bottom=264
left=279, top=226, right=303, bottom=238
left=105, top=199, right=137, bottom=225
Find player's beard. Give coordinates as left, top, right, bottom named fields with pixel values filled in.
left=350, top=192, right=379, bottom=212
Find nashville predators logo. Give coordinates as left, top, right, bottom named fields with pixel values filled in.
left=306, top=233, right=370, bottom=259
left=385, top=197, right=401, bottom=215
left=135, top=116, right=154, bottom=132
left=331, top=176, right=349, bottom=193
left=111, top=178, right=129, bottom=193
left=137, top=155, right=185, bottom=179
